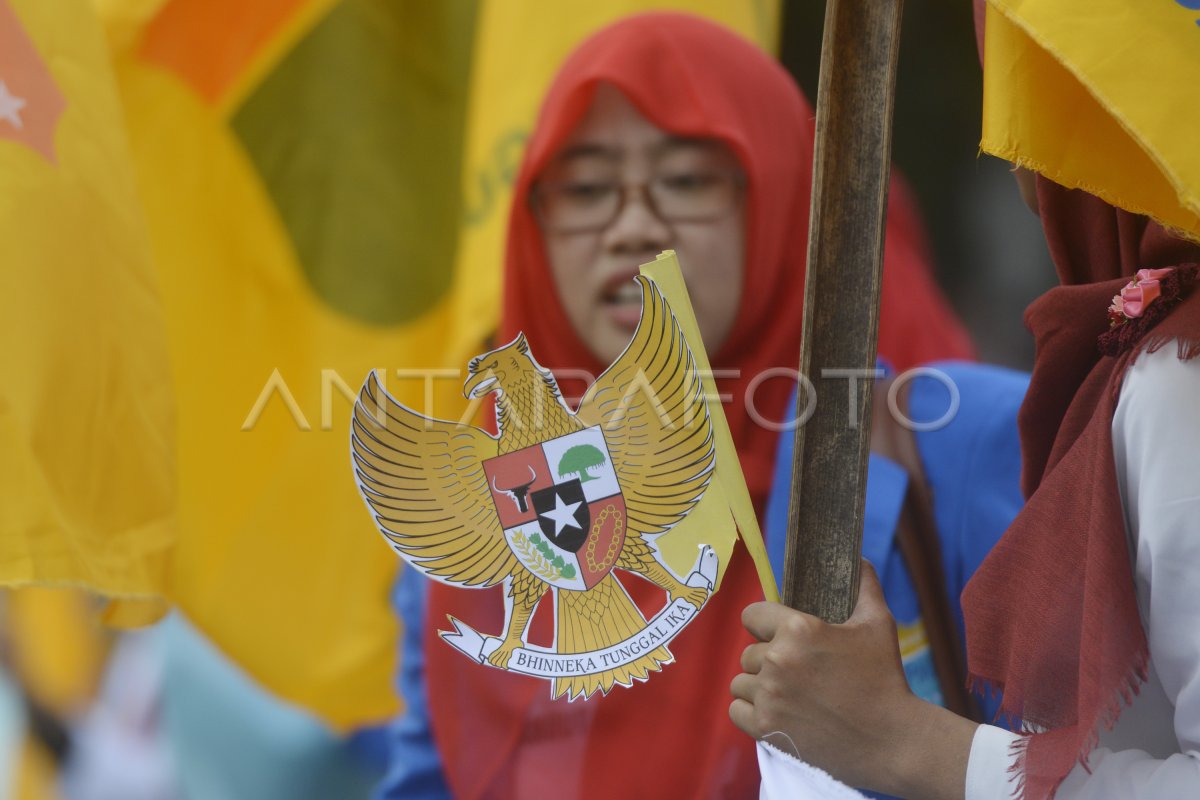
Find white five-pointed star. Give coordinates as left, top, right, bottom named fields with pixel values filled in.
left=541, top=494, right=582, bottom=536
left=0, top=80, right=26, bottom=130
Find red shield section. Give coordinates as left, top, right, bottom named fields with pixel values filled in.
left=577, top=496, right=627, bottom=589
left=482, top=446, right=553, bottom=528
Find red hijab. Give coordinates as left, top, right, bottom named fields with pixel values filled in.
left=425, top=13, right=973, bottom=798
left=962, top=177, right=1200, bottom=798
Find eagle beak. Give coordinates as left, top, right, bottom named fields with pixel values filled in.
left=463, top=368, right=500, bottom=399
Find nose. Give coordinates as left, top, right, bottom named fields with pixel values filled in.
left=601, top=185, right=672, bottom=255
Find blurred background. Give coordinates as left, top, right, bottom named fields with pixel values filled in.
left=780, top=0, right=1056, bottom=369
left=2, top=0, right=1057, bottom=798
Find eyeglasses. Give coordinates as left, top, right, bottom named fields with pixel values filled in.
left=530, top=170, right=745, bottom=234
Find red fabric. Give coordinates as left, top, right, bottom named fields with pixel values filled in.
left=962, top=178, right=1200, bottom=799
left=425, top=13, right=974, bottom=799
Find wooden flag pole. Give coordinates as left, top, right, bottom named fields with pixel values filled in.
left=783, top=0, right=904, bottom=622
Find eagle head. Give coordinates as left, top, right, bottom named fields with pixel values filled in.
left=463, top=333, right=534, bottom=399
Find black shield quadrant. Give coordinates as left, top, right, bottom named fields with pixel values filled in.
left=532, top=479, right=589, bottom=553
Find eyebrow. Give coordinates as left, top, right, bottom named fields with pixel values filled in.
left=553, top=136, right=721, bottom=163
left=653, top=136, right=723, bottom=156
left=553, top=143, right=620, bottom=162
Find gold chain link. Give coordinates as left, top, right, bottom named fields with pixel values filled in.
left=584, top=503, right=624, bottom=575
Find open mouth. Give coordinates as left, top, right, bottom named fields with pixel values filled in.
left=600, top=272, right=644, bottom=329
left=602, top=280, right=642, bottom=309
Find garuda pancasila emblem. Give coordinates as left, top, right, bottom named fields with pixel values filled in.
left=351, top=276, right=718, bottom=700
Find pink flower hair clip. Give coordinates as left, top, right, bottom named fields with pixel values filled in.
left=1099, top=264, right=1199, bottom=357
left=1107, top=268, right=1175, bottom=326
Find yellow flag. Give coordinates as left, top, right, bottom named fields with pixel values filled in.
left=644, top=253, right=779, bottom=603
left=99, top=0, right=778, bottom=728
left=0, top=0, right=174, bottom=599
left=982, top=1, right=1200, bottom=239
left=101, top=0, right=486, bottom=728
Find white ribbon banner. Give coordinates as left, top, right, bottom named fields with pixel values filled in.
left=440, top=546, right=719, bottom=679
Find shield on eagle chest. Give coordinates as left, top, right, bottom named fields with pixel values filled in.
left=482, top=426, right=627, bottom=591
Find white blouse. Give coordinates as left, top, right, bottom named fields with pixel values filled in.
left=966, top=344, right=1200, bottom=798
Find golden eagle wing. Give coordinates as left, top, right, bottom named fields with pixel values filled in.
left=575, top=276, right=715, bottom=536
left=351, top=372, right=521, bottom=588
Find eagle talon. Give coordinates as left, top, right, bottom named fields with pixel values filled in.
left=487, top=638, right=523, bottom=669
left=670, top=584, right=709, bottom=610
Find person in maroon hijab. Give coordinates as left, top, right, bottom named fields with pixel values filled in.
left=730, top=168, right=1200, bottom=799
left=383, top=13, right=976, bottom=799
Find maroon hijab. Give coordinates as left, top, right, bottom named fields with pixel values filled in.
left=961, top=177, right=1200, bottom=798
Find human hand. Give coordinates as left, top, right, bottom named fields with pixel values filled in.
left=729, top=561, right=976, bottom=798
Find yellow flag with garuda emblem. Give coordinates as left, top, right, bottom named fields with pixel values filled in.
left=0, top=0, right=174, bottom=599
left=352, top=252, right=774, bottom=700
left=981, top=0, right=1200, bottom=239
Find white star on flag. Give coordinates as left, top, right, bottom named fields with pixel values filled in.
left=541, top=494, right=582, bottom=536
left=0, top=80, right=26, bottom=130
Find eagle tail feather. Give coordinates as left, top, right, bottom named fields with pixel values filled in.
left=551, top=573, right=671, bottom=700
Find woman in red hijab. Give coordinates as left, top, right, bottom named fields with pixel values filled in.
left=389, top=13, right=974, bottom=799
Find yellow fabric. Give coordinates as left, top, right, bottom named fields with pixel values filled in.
left=91, top=0, right=779, bottom=729
left=105, top=49, right=452, bottom=731
left=644, top=252, right=780, bottom=602
left=12, top=739, right=60, bottom=800
left=91, top=0, right=169, bottom=51
left=4, top=588, right=105, bottom=800
left=0, top=0, right=175, bottom=600
left=449, top=0, right=780, bottom=358
left=982, top=1, right=1200, bottom=240
left=6, top=589, right=106, bottom=717
left=96, top=0, right=492, bottom=728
